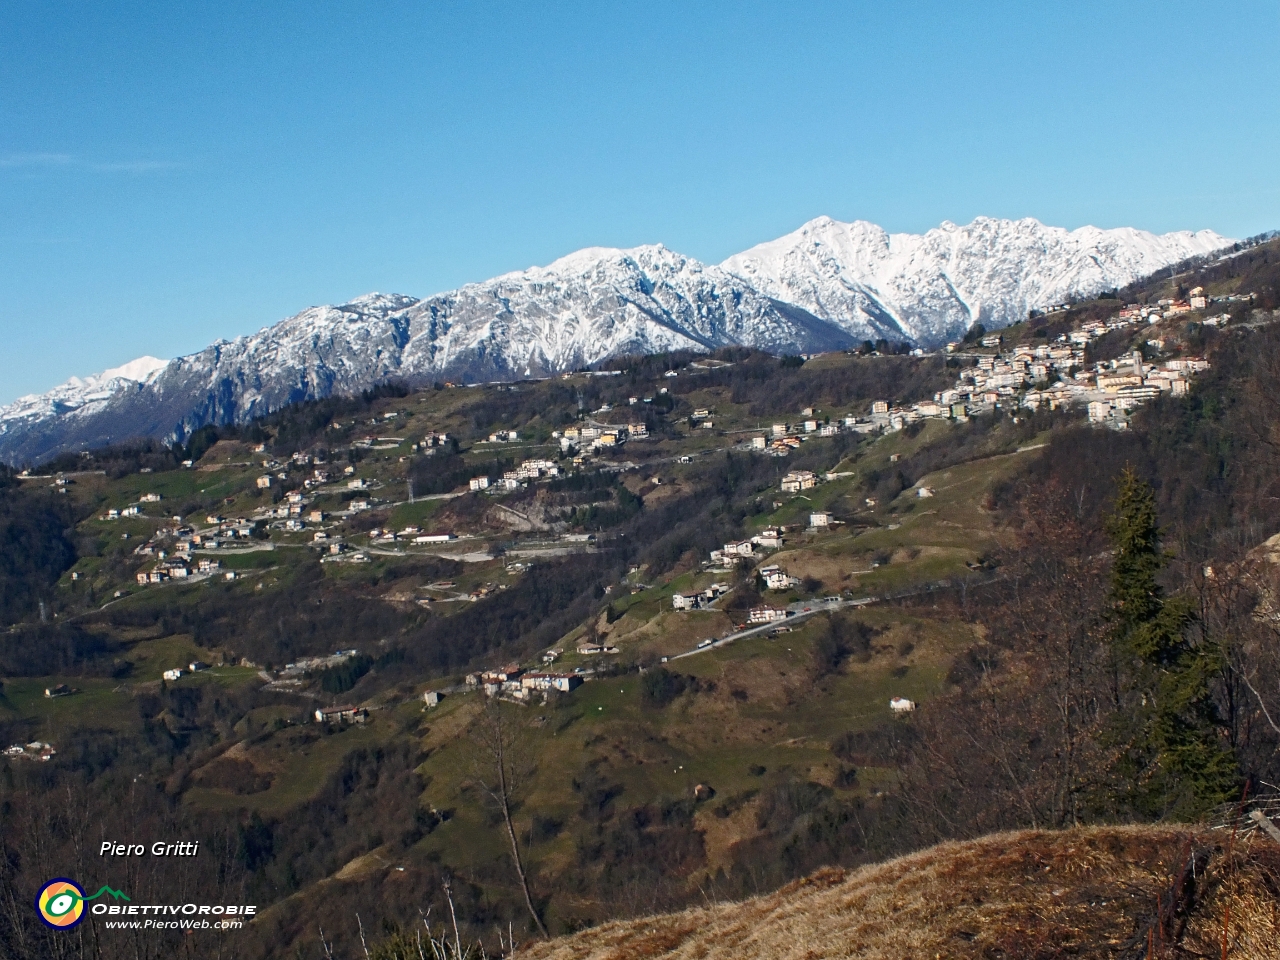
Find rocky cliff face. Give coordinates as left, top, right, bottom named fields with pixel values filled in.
left=721, top=216, right=1231, bottom=346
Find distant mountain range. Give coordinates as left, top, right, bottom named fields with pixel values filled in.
left=0, top=217, right=1231, bottom=465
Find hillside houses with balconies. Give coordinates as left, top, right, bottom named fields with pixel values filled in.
left=748, top=606, right=789, bottom=624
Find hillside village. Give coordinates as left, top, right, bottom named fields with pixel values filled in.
left=15, top=283, right=1242, bottom=610
left=6, top=0, right=1280, bottom=953
left=3, top=244, right=1277, bottom=960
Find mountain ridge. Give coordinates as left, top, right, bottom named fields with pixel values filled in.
left=720, top=215, right=1230, bottom=344
left=0, top=217, right=1235, bottom=465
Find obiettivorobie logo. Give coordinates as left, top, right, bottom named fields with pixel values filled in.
left=36, top=879, right=130, bottom=930
left=35, top=877, right=256, bottom=932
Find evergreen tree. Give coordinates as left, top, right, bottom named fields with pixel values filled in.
left=1102, top=469, right=1236, bottom=819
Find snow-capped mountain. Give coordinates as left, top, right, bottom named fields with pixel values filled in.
left=0, top=218, right=1235, bottom=465
left=396, top=244, right=847, bottom=378
left=0, top=246, right=848, bottom=464
left=721, top=216, right=1232, bottom=345
left=0, top=356, right=169, bottom=431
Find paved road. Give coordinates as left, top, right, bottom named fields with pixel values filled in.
left=670, top=595, right=874, bottom=660
left=669, top=574, right=997, bottom=660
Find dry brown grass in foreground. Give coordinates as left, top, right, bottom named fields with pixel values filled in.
left=523, top=825, right=1280, bottom=960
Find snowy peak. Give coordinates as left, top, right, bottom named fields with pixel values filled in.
left=0, top=214, right=1237, bottom=465
left=722, top=216, right=1233, bottom=345
left=395, top=242, right=851, bottom=380
left=0, top=355, right=170, bottom=428
left=340, top=292, right=420, bottom=312
left=97, top=356, right=169, bottom=384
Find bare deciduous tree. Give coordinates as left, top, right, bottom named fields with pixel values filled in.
left=470, top=698, right=548, bottom=939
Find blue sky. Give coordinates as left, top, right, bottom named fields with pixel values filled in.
left=2, top=0, right=1277, bottom=403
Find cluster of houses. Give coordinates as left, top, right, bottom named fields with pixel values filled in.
left=267, top=490, right=312, bottom=522
left=864, top=293, right=1230, bottom=430
left=744, top=390, right=1026, bottom=455
left=161, top=660, right=211, bottom=682
left=132, top=513, right=267, bottom=573
left=470, top=458, right=563, bottom=492
left=136, top=556, right=223, bottom=585
left=366, top=526, right=456, bottom=545
left=781, top=470, right=818, bottom=493
left=1082, top=353, right=1212, bottom=426
left=102, top=492, right=162, bottom=520
left=707, top=521, right=807, bottom=569
left=748, top=410, right=850, bottom=456
left=4, top=741, right=55, bottom=762
left=556, top=423, right=648, bottom=453
left=576, top=641, right=619, bottom=655
left=411, top=433, right=452, bottom=452
left=465, top=664, right=584, bottom=699
left=709, top=539, right=758, bottom=569
left=672, top=582, right=730, bottom=611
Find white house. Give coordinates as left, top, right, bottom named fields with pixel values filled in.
left=760, top=566, right=797, bottom=591
left=890, top=697, right=916, bottom=713
left=748, top=606, right=789, bottom=624
left=751, top=529, right=784, bottom=549
left=521, top=672, right=584, bottom=693
left=809, top=512, right=831, bottom=528
left=314, top=705, right=368, bottom=724
left=576, top=642, right=618, bottom=655
left=781, top=471, right=817, bottom=493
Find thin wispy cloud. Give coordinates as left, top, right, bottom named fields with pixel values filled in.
left=0, top=152, right=74, bottom=168
left=0, top=153, right=183, bottom=174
